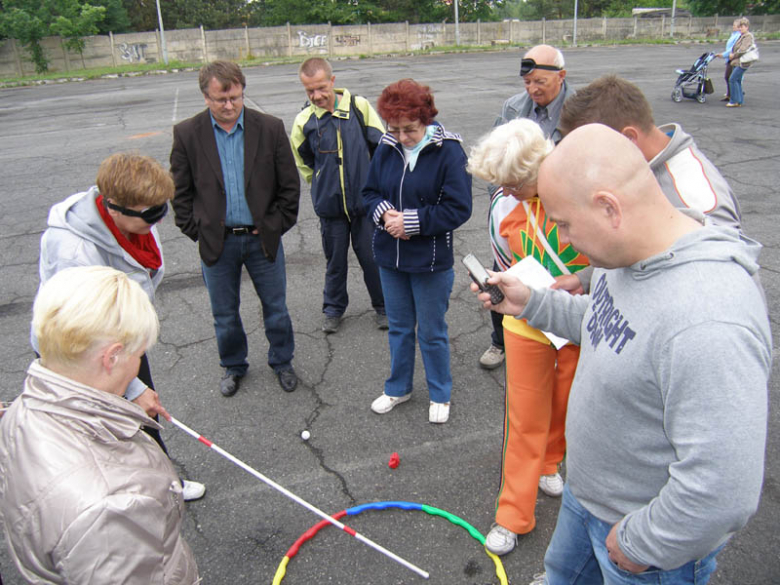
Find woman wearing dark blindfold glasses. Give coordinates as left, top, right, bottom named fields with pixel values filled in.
left=35, top=152, right=206, bottom=501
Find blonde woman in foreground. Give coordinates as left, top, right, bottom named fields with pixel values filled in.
left=0, top=266, right=199, bottom=584
left=467, top=119, right=588, bottom=555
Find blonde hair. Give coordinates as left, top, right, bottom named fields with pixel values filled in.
left=467, top=119, right=554, bottom=187
left=96, top=153, right=174, bottom=207
left=33, top=266, right=159, bottom=367
left=737, top=17, right=750, bottom=28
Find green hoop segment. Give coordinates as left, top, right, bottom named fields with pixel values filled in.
left=271, top=500, right=508, bottom=584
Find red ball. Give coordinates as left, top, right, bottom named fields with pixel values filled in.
left=388, top=452, right=400, bottom=469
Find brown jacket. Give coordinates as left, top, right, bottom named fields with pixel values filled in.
left=170, top=108, right=300, bottom=265
left=729, top=31, right=755, bottom=68
left=0, top=361, right=199, bottom=584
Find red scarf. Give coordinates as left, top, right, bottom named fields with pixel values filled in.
left=96, top=194, right=162, bottom=270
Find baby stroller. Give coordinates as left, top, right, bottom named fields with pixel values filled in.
left=671, top=52, right=716, bottom=104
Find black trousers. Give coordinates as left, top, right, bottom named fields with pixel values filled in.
left=489, top=261, right=506, bottom=349
left=137, top=353, right=168, bottom=455
left=725, top=62, right=733, bottom=97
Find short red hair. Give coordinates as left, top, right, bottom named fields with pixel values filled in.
left=377, top=79, right=438, bottom=125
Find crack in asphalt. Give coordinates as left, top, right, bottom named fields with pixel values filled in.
left=302, top=324, right=357, bottom=506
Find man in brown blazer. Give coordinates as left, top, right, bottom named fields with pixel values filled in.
left=171, top=60, right=301, bottom=397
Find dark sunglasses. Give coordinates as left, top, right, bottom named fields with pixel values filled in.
left=105, top=200, right=169, bottom=224
left=519, top=58, right=563, bottom=77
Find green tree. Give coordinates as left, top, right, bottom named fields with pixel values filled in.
left=50, top=0, right=106, bottom=68
left=1, top=0, right=54, bottom=72
left=89, top=0, right=131, bottom=33
left=0, top=0, right=108, bottom=72
left=457, top=0, right=500, bottom=23
left=121, top=0, right=158, bottom=32
left=686, top=0, right=746, bottom=16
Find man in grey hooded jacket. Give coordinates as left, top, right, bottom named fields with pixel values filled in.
left=473, top=124, right=771, bottom=584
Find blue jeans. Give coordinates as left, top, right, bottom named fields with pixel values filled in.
left=379, top=267, right=454, bottom=404
left=201, top=234, right=294, bottom=376
left=728, top=66, right=746, bottom=105
left=320, top=215, right=384, bottom=317
left=544, top=485, right=722, bottom=585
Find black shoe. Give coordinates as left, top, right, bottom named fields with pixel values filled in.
left=322, top=315, right=342, bottom=334
left=277, top=368, right=298, bottom=393
left=375, top=313, right=389, bottom=330
left=220, top=373, right=241, bottom=397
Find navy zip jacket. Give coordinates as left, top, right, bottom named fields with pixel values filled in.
left=362, top=123, right=472, bottom=273
left=291, top=89, right=385, bottom=219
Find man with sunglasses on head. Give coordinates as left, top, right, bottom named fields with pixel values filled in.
left=171, top=61, right=301, bottom=397
left=478, top=45, right=576, bottom=372
left=36, top=152, right=206, bottom=501
left=291, top=58, right=387, bottom=335
left=495, top=44, right=575, bottom=143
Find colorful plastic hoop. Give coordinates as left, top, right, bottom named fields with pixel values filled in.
left=272, top=500, right=508, bottom=584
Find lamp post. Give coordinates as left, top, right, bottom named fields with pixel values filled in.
left=670, top=0, right=677, bottom=37
left=573, top=0, right=579, bottom=46
left=156, top=0, right=169, bottom=64
left=454, top=0, right=460, bottom=46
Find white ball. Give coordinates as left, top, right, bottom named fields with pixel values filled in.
left=301, top=430, right=311, bottom=441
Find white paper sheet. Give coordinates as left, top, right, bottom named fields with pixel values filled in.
left=506, top=256, right=570, bottom=349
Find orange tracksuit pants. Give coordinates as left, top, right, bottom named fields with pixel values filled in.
left=494, top=329, right=580, bottom=535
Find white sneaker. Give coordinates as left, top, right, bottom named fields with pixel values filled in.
left=529, top=573, right=547, bottom=585
left=485, top=523, right=517, bottom=555
left=479, top=345, right=505, bottom=370
left=538, top=473, right=564, bottom=497
left=428, top=401, right=450, bottom=424
left=181, top=480, right=206, bottom=501
left=371, top=393, right=411, bottom=414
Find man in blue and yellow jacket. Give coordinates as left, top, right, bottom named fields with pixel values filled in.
left=292, top=58, right=387, bottom=334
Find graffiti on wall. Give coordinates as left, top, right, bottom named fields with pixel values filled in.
left=415, top=24, right=444, bottom=50
left=335, top=35, right=361, bottom=46
left=118, top=42, right=153, bottom=63
left=298, top=31, right=328, bottom=51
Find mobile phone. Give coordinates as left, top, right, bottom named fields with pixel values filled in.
left=462, top=253, right=504, bottom=305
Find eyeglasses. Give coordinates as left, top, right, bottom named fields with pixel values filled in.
left=519, top=58, right=563, bottom=77
left=386, top=122, right=424, bottom=138
left=105, top=200, right=169, bottom=224
left=502, top=183, right=525, bottom=194
left=206, top=94, right=244, bottom=107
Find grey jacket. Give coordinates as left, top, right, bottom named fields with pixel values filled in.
left=522, top=226, right=771, bottom=570
left=0, top=361, right=199, bottom=584
left=651, top=123, right=742, bottom=231
left=35, top=187, right=164, bottom=400
left=494, top=80, right=576, bottom=143
left=577, top=126, right=745, bottom=293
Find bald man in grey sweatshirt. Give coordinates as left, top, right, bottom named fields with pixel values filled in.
left=473, top=124, right=771, bottom=584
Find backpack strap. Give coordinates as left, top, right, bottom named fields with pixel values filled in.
left=350, top=94, right=376, bottom=158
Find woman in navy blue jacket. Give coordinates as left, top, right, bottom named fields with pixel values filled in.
left=362, top=79, right=472, bottom=423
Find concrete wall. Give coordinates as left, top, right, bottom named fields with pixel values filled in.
left=1, top=14, right=778, bottom=78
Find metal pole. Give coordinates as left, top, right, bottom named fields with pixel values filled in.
left=573, top=0, right=579, bottom=47
left=155, top=0, right=169, bottom=64
left=454, top=0, right=460, bottom=46
left=671, top=0, right=677, bottom=37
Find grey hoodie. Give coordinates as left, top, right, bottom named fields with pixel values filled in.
left=35, top=188, right=165, bottom=400
left=521, top=226, right=771, bottom=570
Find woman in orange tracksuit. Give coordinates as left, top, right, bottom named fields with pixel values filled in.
left=468, top=119, right=589, bottom=555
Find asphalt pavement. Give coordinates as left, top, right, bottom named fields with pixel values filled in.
left=0, top=43, right=779, bottom=584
